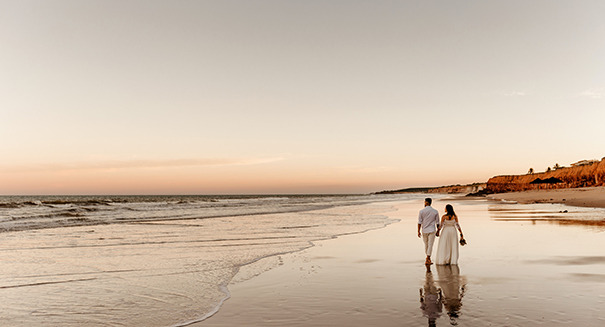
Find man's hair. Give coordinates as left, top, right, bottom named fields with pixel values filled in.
left=425, top=198, right=432, bottom=205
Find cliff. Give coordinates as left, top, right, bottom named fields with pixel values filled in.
left=427, top=183, right=486, bottom=194
left=486, top=159, right=605, bottom=193
left=375, top=183, right=486, bottom=195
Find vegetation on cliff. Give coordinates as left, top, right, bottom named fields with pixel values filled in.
left=486, top=158, right=605, bottom=193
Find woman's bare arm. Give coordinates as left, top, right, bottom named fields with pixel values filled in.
left=454, top=215, right=463, bottom=237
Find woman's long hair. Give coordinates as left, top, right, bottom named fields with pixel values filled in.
left=445, top=204, right=456, bottom=217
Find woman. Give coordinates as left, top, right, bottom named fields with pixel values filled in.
left=436, top=264, right=466, bottom=325
left=435, top=204, right=464, bottom=265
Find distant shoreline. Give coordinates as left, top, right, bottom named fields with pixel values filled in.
left=374, top=182, right=487, bottom=195
left=376, top=184, right=605, bottom=209
left=488, top=186, right=605, bottom=209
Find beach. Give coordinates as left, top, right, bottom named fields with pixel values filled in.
left=488, top=186, right=605, bottom=208
left=198, top=195, right=605, bottom=326
left=2, top=193, right=605, bottom=326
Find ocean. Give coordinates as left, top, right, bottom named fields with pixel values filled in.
left=0, top=193, right=415, bottom=326
left=0, top=194, right=401, bottom=233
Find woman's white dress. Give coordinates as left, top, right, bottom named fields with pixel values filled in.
left=436, top=218, right=459, bottom=265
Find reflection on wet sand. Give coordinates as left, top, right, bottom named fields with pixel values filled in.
left=420, top=265, right=466, bottom=327
left=488, top=204, right=605, bottom=230
left=526, top=255, right=605, bottom=265
left=493, top=218, right=605, bottom=228
left=420, top=265, right=467, bottom=326
left=420, top=265, right=442, bottom=327
left=436, top=265, right=466, bottom=326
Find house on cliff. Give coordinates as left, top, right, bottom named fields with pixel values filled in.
left=571, top=159, right=599, bottom=167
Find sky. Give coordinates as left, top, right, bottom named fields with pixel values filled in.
left=1, top=0, right=604, bottom=195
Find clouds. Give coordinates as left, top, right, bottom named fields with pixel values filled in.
left=3, top=157, right=285, bottom=173
left=504, top=91, right=527, bottom=97
left=338, top=166, right=394, bottom=174
left=500, top=88, right=605, bottom=99
left=579, top=88, right=604, bottom=99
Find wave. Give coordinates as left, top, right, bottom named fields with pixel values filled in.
left=0, top=194, right=386, bottom=233
left=9, top=210, right=86, bottom=221
left=0, top=199, right=114, bottom=208
left=0, top=196, right=232, bottom=209
left=0, top=203, right=21, bottom=208
left=42, top=199, right=115, bottom=206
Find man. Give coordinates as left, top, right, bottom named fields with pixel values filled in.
left=420, top=265, right=442, bottom=327
left=417, top=198, right=440, bottom=265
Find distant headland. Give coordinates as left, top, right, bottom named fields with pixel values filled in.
left=374, top=183, right=486, bottom=195
left=375, top=156, right=605, bottom=197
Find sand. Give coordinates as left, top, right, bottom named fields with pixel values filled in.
left=197, top=197, right=605, bottom=326
left=488, top=186, right=605, bottom=208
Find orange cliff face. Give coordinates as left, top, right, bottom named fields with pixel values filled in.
left=486, top=159, right=605, bottom=193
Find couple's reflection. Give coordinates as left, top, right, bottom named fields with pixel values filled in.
left=420, top=265, right=466, bottom=326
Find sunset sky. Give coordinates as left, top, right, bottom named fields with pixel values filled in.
left=1, top=1, right=604, bottom=194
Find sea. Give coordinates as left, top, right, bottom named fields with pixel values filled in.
left=0, top=194, right=404, bottom=233
left=0, top=193, right=414, bottom=326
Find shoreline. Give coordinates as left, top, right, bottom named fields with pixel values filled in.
left=196, top=196, right=605, bottom=326
left=187, top=201, right=403, bottom=326
left=195, top=199, right=419, bottom=327
left=180, top=208, right=401, bottom=327
left=0, top=196, right=402, bottom=327
left=487, top=186, right=605, bottom=208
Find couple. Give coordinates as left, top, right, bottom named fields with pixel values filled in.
left=417, top=198, right=464, bottom=265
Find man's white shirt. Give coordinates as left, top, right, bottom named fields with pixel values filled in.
left=418, top=206, right=440, bottom=233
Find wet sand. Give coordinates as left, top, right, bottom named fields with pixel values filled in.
left=488, top=186, right=605, bottom=208
left=198, top=197, right=605, bottom=326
